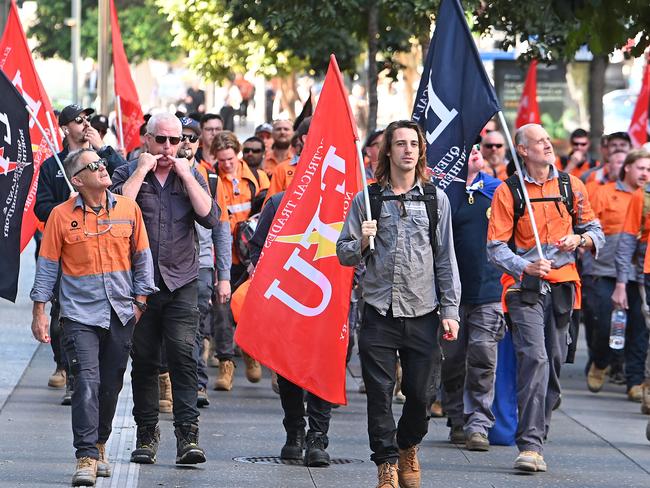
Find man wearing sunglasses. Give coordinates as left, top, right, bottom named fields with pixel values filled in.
left=242, top=136, right=266, bottom=173
left=31, top=148, right=156, bottom=486
left=35, top=104, right=127, bottom=405
left=557, top=128, right=599, bottom=178
left=480, top=131, right=509, bottom=181
left=111, top=112, right=219, bottom=466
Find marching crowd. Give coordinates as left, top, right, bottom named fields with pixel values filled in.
left=26, top=102, right=650, bottom=488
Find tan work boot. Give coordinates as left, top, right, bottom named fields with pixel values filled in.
left=242, top=351, right=262, bottom=383
left=587, top=364, right=608, bottom=393
left=96, top=443, right=111, bottom=477
left=215, top=359, right=235, bottom=391
left=159, top=372, right=173, bottom=413
left=430, top=400, right=444, bottom=418
left=629, top=384, right=644, bottom=402
left=641, top=380, right=650, bottom=414
left=71, top=457, right=97, bottom=486
left=398, top=446, right=421, bottom=488
left=48, top=367, right=66, bottom=388
left=376, top=461, right=399, bottom=488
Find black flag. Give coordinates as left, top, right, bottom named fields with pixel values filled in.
left=0, top=69, right=34, bottom=302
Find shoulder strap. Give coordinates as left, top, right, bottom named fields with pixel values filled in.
left=207, top=172, right=218, bottom=197
left=368, top=183, right=383, bottom=223
left=422, top=183, right=438, bottom=256
left=557, top=171, right=575, bottom=225
left=504, top=174, right=525, bottom=250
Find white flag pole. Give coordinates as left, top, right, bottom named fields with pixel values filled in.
left=25, top=105, right=74, bottom=192
left=116, top=95, right=125, bottom=151
left=498, top=111, right=545, bottom=259
left=355, top=139, right=375, bottom=252
left=45, top=111, right=60, bottom=153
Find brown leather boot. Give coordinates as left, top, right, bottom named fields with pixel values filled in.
left=242, top=351, right=262, bottom=383
left=71, top=457, right=97, bottom=486
left=398, top=446, right=421, bottom=488
left=642, top=380, right=650, bottom=414
left=96, top=443, right=111, bottom=477
left=159, top=373, right=173, bottom=413
left=376, top=462, right=398, bottom=488
left=215, top=359, right=235, bottom=391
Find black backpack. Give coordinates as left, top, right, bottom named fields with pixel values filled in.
left=367, top=182, right=438, bottom=254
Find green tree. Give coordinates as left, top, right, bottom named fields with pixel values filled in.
left=28, top=0, right=179, bottom=62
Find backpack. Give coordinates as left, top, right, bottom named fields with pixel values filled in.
left=234, top=213, right=260, bottom=266
left=367, top=182, right=438, bottom=254
left=504, top=171, right=576, bottom=251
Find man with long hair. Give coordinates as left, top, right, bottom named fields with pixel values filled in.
left=337, top=120, right=461, bottom=488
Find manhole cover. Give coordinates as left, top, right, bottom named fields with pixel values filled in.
left=233, top=456, right=364, bottom=466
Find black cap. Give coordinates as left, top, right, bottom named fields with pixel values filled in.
left=90, top=114, right=109, bottom=131
left=58, top=104, right=94, bottom=126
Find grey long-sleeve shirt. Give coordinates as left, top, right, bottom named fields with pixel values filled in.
left=336, top=182, right=461, bottom=321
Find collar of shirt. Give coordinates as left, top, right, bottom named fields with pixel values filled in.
left=615, top=179, right=634, bottom=193
left=290, top=155, right=299, bottom=166
left=73, top=190, right=117, bottom=211
left=521, top=163, right=559, bottom=185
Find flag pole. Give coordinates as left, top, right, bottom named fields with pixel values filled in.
left=355, top=140, right=375, bottom=252
left=116, top=94, right=125, bottom=150
left=498, top=111, right=545, bottom=259
left=45, top=111, right=60, bottom=152
left=25, top=105, right=74, bottom=192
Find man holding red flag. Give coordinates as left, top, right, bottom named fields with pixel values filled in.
left=337, top=120, right=461, bottom=488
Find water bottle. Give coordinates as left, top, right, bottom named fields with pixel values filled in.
left=609, top=309, right=627, bottom=350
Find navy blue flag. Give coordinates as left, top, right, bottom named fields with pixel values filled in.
left=0, top=69, right=34, bottom=302
left=412, top=0, right=500, bottom=206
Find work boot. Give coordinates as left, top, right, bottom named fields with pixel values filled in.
left=96, top=443, right=111, bottom=477
left=130, top=425, right=160, bottom=464
left=159, top=372, right=173, bottom=413
left=465, top=432, right=490, bottom=451
left=215, top=359, right=235, bottom=391
left=514, top=450, right=547, bottom=472
left=243, top=352, right=262, bottom=383
left=304, top=431, right=330, bottom=467
left=175, top=424, right=206, bottom=464
left=642, top=380, right=650, bottom=414
left=629, top=384, right=644, bottom=402
left=430, top=400, right=444, bottom=418
left=280, top=429, right=305, bottom=460
left=449, top=425, right=465, bottom=444
left=397, top=445, right=421, bottom=488
left=48, top=367, right=66, bottom=388
left=71, top=457, right=97, bottom=486
left=376, top=462, right=399, bottom=488
left=587, top=364, right=608, bottom=393
left=197, top=387, right=210, bottom=408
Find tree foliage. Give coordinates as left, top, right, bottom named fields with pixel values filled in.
left=27, top=0, right=179, bottom=62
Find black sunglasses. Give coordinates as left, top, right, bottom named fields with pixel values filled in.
left=181, top=134, right=199, bottom=143
left=242, top=147, right=263, bottom=154
left=73, top=158, right=107, bottom=177
left=73, top=115, right=90, bottom=125
left=152, top=134, right=181, bottom=145
left=483, top=143, right=503, bottom=149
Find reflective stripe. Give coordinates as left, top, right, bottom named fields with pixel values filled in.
left=228, top=201, right=252, bottom=214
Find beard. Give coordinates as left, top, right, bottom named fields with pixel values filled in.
left=273, top=140, right=291, bottom=150
left=178, top=147, right=194, bottom=160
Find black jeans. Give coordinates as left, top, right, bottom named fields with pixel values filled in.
left=62, top=312, right=134, bottom=459
left=194, top=268, right=214, bottom=390
left=131, top=280, right=200, bottom=428
left=359, top=305, right=439, bottom=465
left=277, top=375, right=332, bottom=435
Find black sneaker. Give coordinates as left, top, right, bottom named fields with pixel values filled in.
left=304, top=431, right=330, bottom=467
left=175, top=424, right=206, bottom=464
left=280, top=429, right=305, bottom=460
left=449, top=425, right=465, bottom=444
left=130, top=425, right=160, bottom=464
left=197, top=387, right=210, bottom=408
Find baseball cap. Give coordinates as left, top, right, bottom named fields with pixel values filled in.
left=255, top=123, right=273, bottom=136
left=180, top=117, right=201, bottom=136
left=58, top=104, right=94, bottom=126
left=90, top=114, right=109, bottom=132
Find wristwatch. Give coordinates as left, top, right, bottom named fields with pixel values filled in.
left=578, top=235, right=587, bottom=248
left=133, top=299, right=147, bottom=312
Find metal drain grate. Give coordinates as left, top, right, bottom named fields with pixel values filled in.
left=233, top=456, right=364, bottom=466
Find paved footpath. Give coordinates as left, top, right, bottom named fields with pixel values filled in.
left=2, top=246, right=650, bottom=487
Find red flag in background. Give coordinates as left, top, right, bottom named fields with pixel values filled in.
left=110, top=0, right=143, bottom=153
left=515, top=60, right=541, bottom=128
left=235, top=55, right=360, bottom=405
left=0, top=0, right=62, bottom=251
left=629, top=61, right=650, bottom=147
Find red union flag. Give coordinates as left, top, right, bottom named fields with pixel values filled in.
left=235, top=55, right=360, bottom=405
left=0, top=0, right=61, bottom=250
left=515, top=60, right=541, bottom=128
left=629, top=61, right=650, bottom=147
left=110, top=0, right=143, bottom=153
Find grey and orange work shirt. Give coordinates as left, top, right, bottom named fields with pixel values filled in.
left=336, top=181, right=461, bottom=321
left=30, top=192, right=157, bottom=328
left=110, top=161, right=219, bottom=291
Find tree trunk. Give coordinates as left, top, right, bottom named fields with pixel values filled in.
left=366, top=1, right=379, bottom=134
left=588, top=54, right=608, bottom=151
left=419, top=31, right=430, bottom=64
left=279, top=74, right=298, bottom=120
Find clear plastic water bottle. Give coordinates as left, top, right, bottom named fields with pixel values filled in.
left=609, top=309, right=627, bottom=350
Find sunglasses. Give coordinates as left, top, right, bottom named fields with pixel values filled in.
left=242, top=147, right=263, bottom=154
left=73, top=115, right=90, bottom=125
left=181, top=134, right=199, bottom=143
left=571, top=141, right=589, bottom=146
left=483, top=143, right=503, bottom=149
left=73, top=158, right=107, bottom=177
left=152, top=135, right=181, bottom=145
